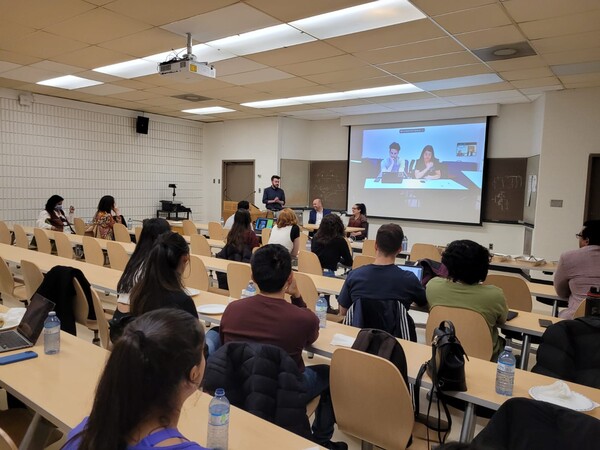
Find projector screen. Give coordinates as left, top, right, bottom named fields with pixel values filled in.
left=347, top=117, right=488, bottom=225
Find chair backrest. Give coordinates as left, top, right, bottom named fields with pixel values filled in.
left=426, top=305, right=493, bottom=361
left=330, top=348, right=414, bottom=450
left=33, top=228, right=52, bottom=254
left=409, top=243, right=441, bottom=262
left=53, top=231, right=74, bottom=259
left=0, top=255, right=16, bottom=297
left=82, top=236, right=105, bottom=266
left=261, top=227, right=271, bottom=245
left=208, top=221, right=225, bottom=241
left=361, top=239, right=376, bottom=257
left=297, top=232, right=308, bottom=252
left=294, top=272, right=318, bottom=312
left=112, top=223, right=131, bottom=243
left=298, top=250, right=322, bottom=276
left=106, top=241, right=130, bottom=271
left=184, top=255, right=210, bottom=291
left=573, top=299, right=587, bottom=319
left=182, top=219, right=198, bottom=236
left=12, top=224, right=30, bottom=249
left=0, top=426, right=18, bottom=450
left=483, top=274, right=532, bottom=312
left=227, top=262, right=253, bottom=299
left=190, top=234, right=212, bottom=257
left=0, top=221, right=11, bottom=245
left=352, top=254, right=375, bottom=270
left=20, top=259, right=44, bottom=300
left=89, top=286, right=111, bottom=350
left=73, top=217, right=86, bottom=236
left=72, top=277, right=90, bottom=326
left=134, top=226, right=142, bottom=243
left=344, top=299, right=416, bottom=341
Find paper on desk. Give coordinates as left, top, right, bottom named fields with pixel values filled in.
left=330, top=333, right=355, bottom=348
left=529, top=381, right=599, bottom=411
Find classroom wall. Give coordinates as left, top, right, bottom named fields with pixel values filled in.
left=0, top=88, right=203, bottom=225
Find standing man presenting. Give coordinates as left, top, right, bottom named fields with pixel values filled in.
left=263, top=175, right=285, bottom=213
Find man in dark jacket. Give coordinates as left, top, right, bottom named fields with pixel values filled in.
left=220, top=244, right=346, bottom=450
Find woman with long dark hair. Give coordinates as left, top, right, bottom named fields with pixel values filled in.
left=129, top=231, right=198, bottom=318
left=64, top=309, right=208, bottom=450
left=37, top=194, right=75, bottom=232
left=414, top=145, right=441, bottom=180
left=347, top=203, right=368, bottom=241
left=93, top=195, right=122, bottom=240
left=312, top=214, right=353, bottom=276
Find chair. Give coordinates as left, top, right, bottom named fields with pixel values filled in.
left=73, top=217, right=86, bottom=236
left=12, top=224, right=31, bottom=249
left=409, top=243, right=441, bottom=262
left=73, top=278, right=100, bottom=345
left=483, top=274, right=533, bottom=312
left=426, top=305, right=493, bottom=361
left=134, top=226, right=142, bottom=243
left=208, top=221, right=225, bottom=241
left=112, top=223, right=131, bottom=243
left=20, top=259, right=44, bottom=300
left=106, top=241, right=130, bottom=271
left=294, top=272, right=318, bottom=312
left=330, top=348, right=417, bottom=450
left=344, top=299, right=416, bottom=341
left=182, top=219, right=198, bottom=236
left=0, top=426, right=18, bottom=450
left=33, top=228, right=52, bottom=254
left=361, top=239, right=376, bottom=257
left=82, top=236, right=106, bottom=266
left=0, top=221, right=11, bottom=245
left=352, top=254, right=375, bottom=270
left=89, top=286, right=111, bottom=350
left=0, top=255, right=27, bottom=304
left=573, top=299, right=587, bottom=318
left=297, top=232, right=308, bottom=252
left=0, top=408, right=62, bottom=449
left=298, top=250, right=322, bottom=276
left=226, top=262, right=253, bottom=299
left=53, top=231, right=74, bottom=259
left=261, top=227, right=271, bottom=245
left=190, top=234, right=212, bottom=256
left=184, top=255, right=210, bottom=291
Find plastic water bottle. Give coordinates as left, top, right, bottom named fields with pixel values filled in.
left=220, top=217, right=224, bottom=227
left=127, top=218, right=132, bottom=230
left=401, top=235, right=408, bottom=252
left=207, top=388, right=230, bottom=450
left=495, top=346, right=516, bottom=396
left=316, top=295, right=327, bottom=328
left=43, top=312, right=61, bottom=355
left=241, top=280, right=256, bottom=299
left=306, top=238, right=312, bottom=251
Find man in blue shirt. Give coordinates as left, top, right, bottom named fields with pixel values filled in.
left=262, top=175, right=285, bottom=212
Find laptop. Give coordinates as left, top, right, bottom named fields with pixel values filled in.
left=397, top=265, right=424, bottom=282
left=0, top=293, right=55, bottom=353
left=255, top=217, right=275, bottom=233
left=381, top=171, right=405, bottom=183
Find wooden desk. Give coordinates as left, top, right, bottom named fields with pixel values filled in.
left=490, top=256, right=558, bottom=273
left=302, top=224, right=364, bottom=234
left=0, top=331, right=321, bottom=449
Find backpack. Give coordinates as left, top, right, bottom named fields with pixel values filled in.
left=417, top=258, right=448, bottom=286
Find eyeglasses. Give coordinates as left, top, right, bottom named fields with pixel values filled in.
left=351, top=207, right=358, bottom=210
left=576, top=233, right=583, bottom=239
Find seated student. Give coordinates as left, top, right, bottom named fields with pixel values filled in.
left=311, top=214, right=353, bottom=277
left=215, top=209, right=260, bottom=289
left=426, top=239, right=508, bottom=361
left=92, top=195, right=122, bottom=240
left=308, top=198, right=331, bottom=227
left=268, top=208, right=301, bottom=257
left=338, top=223, right=427, bottom=340
left=129, top=231, right=198, bottom=319
left=347, top=203, right=368, bottom=241
left=223, top=200, right=250, bottom=229
left=219, top=244, right=346, bottom=450
left=37, top=194, right=75, bottom=232
left=64, top=309, right=208, bottom=450
left=554, top=219, right=600, bottom=319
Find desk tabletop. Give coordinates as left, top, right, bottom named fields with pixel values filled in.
left=490, top=256, right=558, bottom=273
left=364, top=178, right=467, bottom=190
left=302, top=224, right=364, bottom=233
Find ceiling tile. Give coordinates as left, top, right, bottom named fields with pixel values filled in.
left=519, top=10, right=600, bottom=40
left=77, top=84, right=134, bottom=95
left=456, top=25, right=525, bottom=50
left=98, top=28, right=187, bottom=58
left=328, top=104, right=395, bottom=114
left=434, top=4, right=512, bottom=34
left=364, top=91, right=435, bottom=103
left=532, top=31, right=600, bottom=54
left=248, top=77, right=317, bottom=93
left=51, top=46, right=137, bottom=70
left=0, top=50, right=41, bottom=66
left=410, top=0, right=497, bottom=17
left=106, top=89, right=158, bottom=101
left=401, top=64, right=493, bottom=83
left=245, top=41, right=345, bottom=67
left=354, top=37, right=464, bottom=65
left=1, top=0, right=96, bottom=29
left=510, top=77, right=562, bottom=89
left=0, top=77, right=28, bottom=89
left=558, top=72, right=600, bottom=84
left=245, top=0, right=367, bottom=22
left=433, top=81, right=514, bottom=97
left=44, top=8, right=152, bottom=45
left=278, top=54, right=367, bottom=76
left=379, top=51, right=481, bottom=75
left=29, top=61, right=86, bottom=75
left=487, top=55, right=548, bottom=71
left=0, top=61, right=21, bottom=74
left=4, top=31, right=89, bottom=59
left=503, top=0, right=600, bottom=23
left=541, top=47, right=600, bottom=66
left=563, top=79, right=600, bottom=89
left=305, top=66, right=389, bottom=84
left=500, top=67, right=554, bottom=81
left=324, top=75, right=402, bottom=92
left=378, top=97, right=455, bottom=111
left=444, top=89, right=528, bottom=106
left=212, top=58, right=267, bottom=76
left=218, top=67, right=294, bottom=85
left=0, top=20, right=36, bottom=46
left=0, top=65, right=65, bottom=83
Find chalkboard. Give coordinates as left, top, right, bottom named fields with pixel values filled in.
left=483, top=158, right=527, bottom=222
left=309, top=160, right=348, bottom=210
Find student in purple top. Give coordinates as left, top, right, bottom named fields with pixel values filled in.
left=64, top=309, right=207, bottom=450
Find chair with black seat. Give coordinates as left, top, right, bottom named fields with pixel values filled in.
left=343, top=298, right=417, bottom=342
left=532, top=316, right=600, bottom=388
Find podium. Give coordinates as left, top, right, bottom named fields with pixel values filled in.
left=223, top=201, right=267, bottom=224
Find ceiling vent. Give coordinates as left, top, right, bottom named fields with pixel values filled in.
left=172, top=94, right=212, bottom=102
left=473, top=41, right=537, bottom=62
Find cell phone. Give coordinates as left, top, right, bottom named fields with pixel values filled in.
left=0, top=351, right=38, bottom=365
left=507, top=310, right=518, bottom=321
left=539, top=319, right=553, bottom=328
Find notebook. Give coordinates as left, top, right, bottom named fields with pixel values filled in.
left=255, top=217, right=275, bottom=232
left=0, top=293, right=55, bottom=353
left=397, top=265, right=423, bottom=282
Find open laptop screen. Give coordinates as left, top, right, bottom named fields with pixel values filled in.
left=255, top=218, right=275, bottom=231
left=397, top=265, right=423, bottom=282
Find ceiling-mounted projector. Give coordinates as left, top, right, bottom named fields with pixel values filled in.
left=158, top=32, right=216, bottom=80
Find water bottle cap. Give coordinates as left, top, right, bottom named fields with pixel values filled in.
left=504, top=345, right=512, bottom=352
left=215, top=388, right=225, bottom=396
left=48, top=311, right=56, bottom=316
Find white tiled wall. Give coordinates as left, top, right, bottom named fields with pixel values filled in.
left=0, top=90, right=204, bottom=226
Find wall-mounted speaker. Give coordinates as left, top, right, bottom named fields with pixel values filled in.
left=136, top=116, right=149, bottom=134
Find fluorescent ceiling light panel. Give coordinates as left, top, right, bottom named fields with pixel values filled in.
left=94, top=59, right=157, bottom=78
left=242, top=83, right=422, bottom=108
left=291, top=0, right=426, bottom=40
left=550, top=61, right=600, bottom=77
left=182, top=106, right=236, bottom=114
left=414, top=74, right=503, bottom=91
left=206, top=24, right=315, bottom=56
left=37, top=75, right=103, bottom=90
